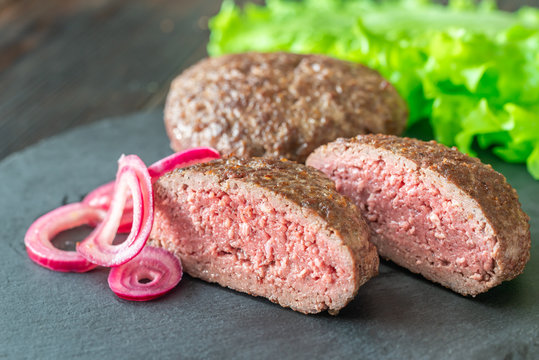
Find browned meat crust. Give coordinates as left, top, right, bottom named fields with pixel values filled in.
left=164, top=52, right=408, bottom=163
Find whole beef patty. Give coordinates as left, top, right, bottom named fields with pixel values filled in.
left=149, top=157, right=378, bottom=314
left=164, top=52, right=408, bottom=163
left=306, top=134, right=531, bottom=296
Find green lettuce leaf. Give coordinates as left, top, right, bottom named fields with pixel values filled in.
left=209, top=0, right=539, bottom=179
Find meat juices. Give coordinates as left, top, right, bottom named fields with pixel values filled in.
left=150, top=157, right=378, bottom=314
left=306, top=134, right=531, bottom=296
left=164, top=52, right=408, bottom=163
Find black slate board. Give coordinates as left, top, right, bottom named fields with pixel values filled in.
left=1, top=111, right=538, bottom=359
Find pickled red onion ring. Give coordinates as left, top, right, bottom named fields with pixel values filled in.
left=24, top=203, right=105, bottom=272
left=77, top=155, right=153, bottom=267
left=82, top=147, right=220, bottom=214
left=108, top=246, right=182, bottom=301
left=83, top=182, right=133, bottom=233
left=83, top=181, right=116, bottom=209
left=147, top=147, right=220, bottom=182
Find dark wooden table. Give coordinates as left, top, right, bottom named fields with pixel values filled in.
left=0, top=0, right=537, bottom=161
left=0, top=0, right=225, bottom=160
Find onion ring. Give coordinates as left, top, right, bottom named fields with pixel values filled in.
left=77, top=155, right=153, bottom=267
left=82, top=147, right=220, bottom=215
left=83, top=182, right=133, bottom=233
left=24, top=203, right=105, bottom=272
left=147, top=147, right=220, bottom=182
left=108, top=246, right=183, bottom=301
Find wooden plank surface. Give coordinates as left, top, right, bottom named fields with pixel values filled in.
left=0, top=0, right=536, bottom=161
left=0, top=0, right=221, bottom=160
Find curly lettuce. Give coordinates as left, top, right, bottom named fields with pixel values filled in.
left=208, top=0, right=539, bottom=179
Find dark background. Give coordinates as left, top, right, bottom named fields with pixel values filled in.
left=0, top=0, right=538, bottom=161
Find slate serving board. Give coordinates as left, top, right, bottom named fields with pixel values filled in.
left=1, top=111, right=537, bottom=359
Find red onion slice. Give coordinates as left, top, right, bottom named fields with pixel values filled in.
left=24, top=203, right=105, bottom=272
left=83, top=182, right=133, bottom=233
left=82, top=147, right=220, bottom=214
left=147, top=147, right=220, bottom=182
left=83, top=181, right=116, bottom=209
left=108, top=246, right=183, bottom=301
left=77, top=155, right=153, bottom=267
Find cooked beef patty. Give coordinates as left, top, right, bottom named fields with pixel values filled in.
left=306, top=134, right=531, bottom=296
left=149, top=157, right=378, bottom=314
left=164, top=52, right=408, bottom=163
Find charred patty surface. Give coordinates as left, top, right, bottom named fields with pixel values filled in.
left=165, top=52, right=408, bottom=163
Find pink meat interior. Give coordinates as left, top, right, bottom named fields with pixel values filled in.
left=314, top=152, right=496, bottom=286
left=151, top=180, right=356, bottom=313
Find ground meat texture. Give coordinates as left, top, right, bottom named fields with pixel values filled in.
left=306, top=134, right=531, bottom=296
left=149, top=157, right=378, bottom=314
left=164, top=52, right=408, bottom=163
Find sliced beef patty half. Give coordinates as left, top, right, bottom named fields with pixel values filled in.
left=307, top=134, right=531, bottom=296
left=150, top=157, right=378, bottom=314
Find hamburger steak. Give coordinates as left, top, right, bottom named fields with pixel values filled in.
left=306, top=134, right=531, bottom=296
left=149, top=157, right=379, bottom=314
left=164, top=52, right=408, bottom=163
